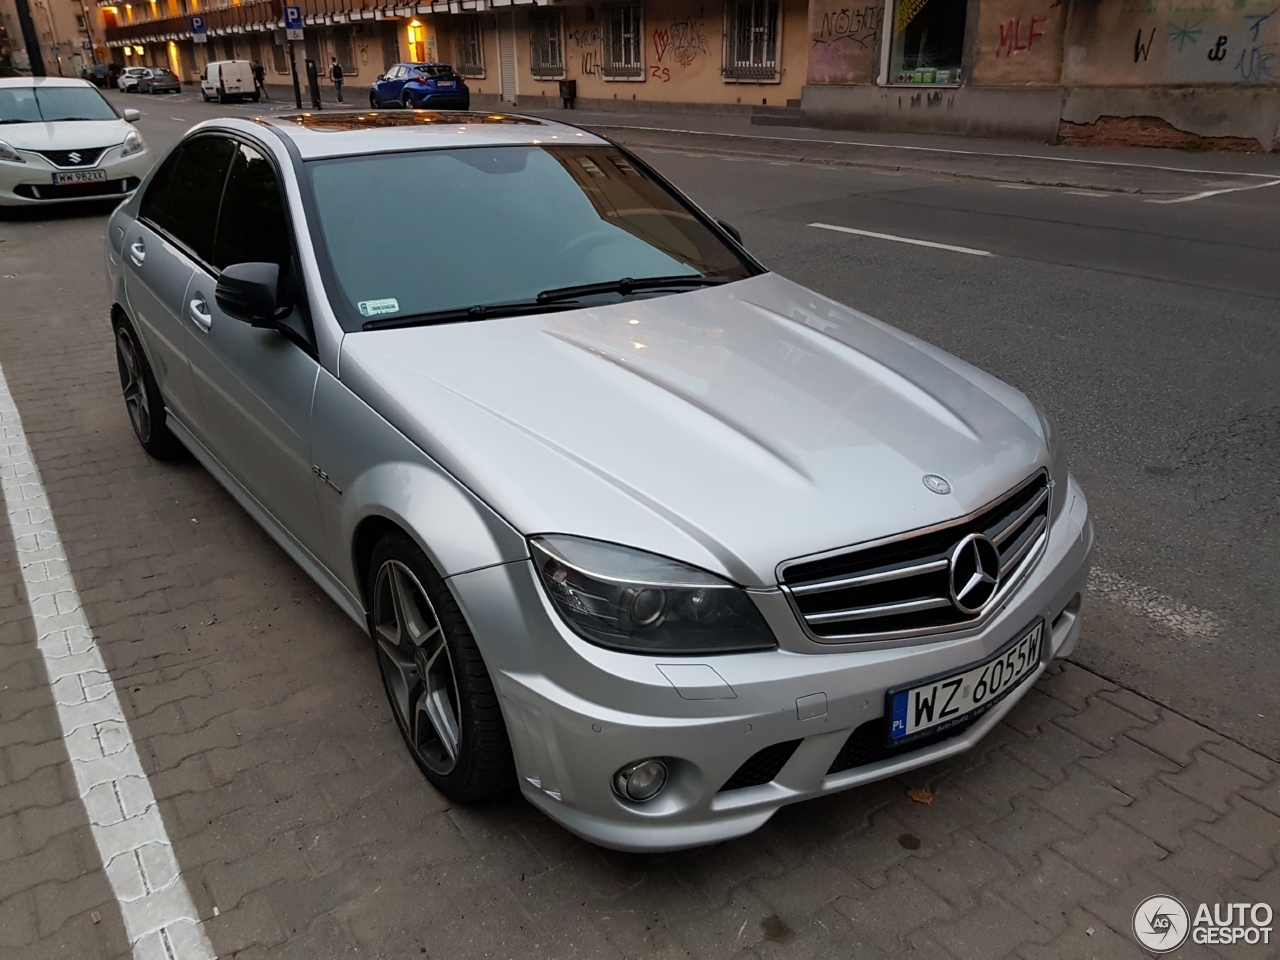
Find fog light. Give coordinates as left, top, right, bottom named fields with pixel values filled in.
left=612, top=759, right=668, bottom=802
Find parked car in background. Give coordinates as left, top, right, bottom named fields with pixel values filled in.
left=370, top=63, right=469, bottom=110
left=105, top=111, right=1091, bottom=852
left=83, top=63, right=119, bottom=88
left=118, top=67, right=149, bottom=92
left=0, top=77, right=150, bottom=206
left=138, top=67, right=181, bottom=94
left=201, top=60, right=256, bottom=103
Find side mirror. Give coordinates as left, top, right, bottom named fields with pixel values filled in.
left=122, top=108, right=140, bottom=122
left=216, top=262, right=286, bottom=324
left=716, top=219, right=743, bottom=244
left=376, top=74, right=384, bottom=81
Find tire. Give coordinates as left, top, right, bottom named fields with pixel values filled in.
left=369, top=92, right=379, bottom=108
left=202, top=91, right=211, bottom=102
left=113, top=317, right=184, bottom=460
left=401, top=94, right=413, bottom=109
left=250, top=93, right=260, bottom=102
left=217, top=91, right=227, bottom=104
left=368, top=530, right=514, bottom=801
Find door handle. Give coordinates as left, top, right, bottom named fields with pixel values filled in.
left=129, top=239, right=145, bottom=266
left=189, top=295, right=212, bottom=332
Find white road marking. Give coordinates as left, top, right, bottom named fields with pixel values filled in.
left=809, top=222, right=995, bottom=257
left=995, top=183, right=1035, bottom=189
left=1145, top=178, right=1280, bottom=204
left=1064, top=189, right=1110, bottom=198
left=0, top=362, right=216, bottom=960
left=1088, top=567, right=1227, bottom=641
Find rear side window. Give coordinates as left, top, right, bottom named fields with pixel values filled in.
left=214, top=143, right=291, bottom=270
left=150, top=137, right=235, bottom=263
left=138, top=146, right=182, bottom=226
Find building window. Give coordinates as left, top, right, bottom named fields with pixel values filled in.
left=272, top=36, right=289, bottom=74
left=527, top=9, right=563, bottom=78
left=453, top=17, right=484, bottom=77
left=334, top=26, right=355, bottom=74
left=888, top=0, right=966, bottom=84
left=723, top=0, right=779, bottom=81
left=602, top=3, right=643, bottom=78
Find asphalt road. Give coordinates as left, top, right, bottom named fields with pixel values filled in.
left=21, top=90, right=1280, bottom=759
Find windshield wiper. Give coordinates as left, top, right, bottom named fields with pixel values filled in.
left=361, top=298, right=584, bottom=331
left=536, top=274, right=730, bottom=304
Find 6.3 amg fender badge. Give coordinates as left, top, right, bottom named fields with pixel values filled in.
left=922, top=474, right=951, bottom=495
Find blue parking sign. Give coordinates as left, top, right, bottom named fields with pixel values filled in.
left=190, top=15, right=207, bottom=42
left=284, top=6, right=303, bottom=40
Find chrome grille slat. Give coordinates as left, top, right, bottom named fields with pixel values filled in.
left=991, top=487, right=1048, bottom=547
left=788, top=558, right=948, bottom=597
left=1000, top=515, right=1046, bottom=577
left=805, top=597, right=952, bottom=624
left=781, top=471, right=1050, bottom=642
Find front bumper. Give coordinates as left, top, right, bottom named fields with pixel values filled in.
left=449, top=476, right=1094, bottom=852
left=0, top=146, right=152, bottom=206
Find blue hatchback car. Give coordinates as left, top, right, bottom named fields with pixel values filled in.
left=370, top=63, right=470, bottom=110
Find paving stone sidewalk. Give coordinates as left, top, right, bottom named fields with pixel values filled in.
left=1, top=196, right=1278, bottom=960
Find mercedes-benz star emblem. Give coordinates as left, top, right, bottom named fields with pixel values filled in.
left=922, top=474, right=951, bottom=495
left=948, top=533, right=1000, bottom=614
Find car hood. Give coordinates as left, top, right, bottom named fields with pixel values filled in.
left=340, top=273, right=1048, bottom=587
left=3, top=119, right=129, bottom=151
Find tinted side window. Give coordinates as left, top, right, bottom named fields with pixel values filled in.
left=163, top=136, right=235, bottom=263
left=138, top=146, right=182, bottom=228
left=213, top=143, right=291, bottom=270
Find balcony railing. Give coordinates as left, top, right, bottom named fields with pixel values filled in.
left=105, top=0, right=282, bottom=42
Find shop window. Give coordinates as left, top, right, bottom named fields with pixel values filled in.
left=528, top=9, right=563, bottom=78
left=602, top=3, right=643, bottom=78
left=222, top=37, right=235, bottom=60
left=888, top=0, right=966, bottom=84
left=407, top=20, right=426, bottom=63
left=454, top=17, right=484, bottom=77
left=334, top=26, right=355, bottom=73
left=272, top=36, right=289, bottom=73
left=723, top=0, right=779, bottom=81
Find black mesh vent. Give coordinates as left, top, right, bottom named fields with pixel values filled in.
left=826, top=715, right=982, bottom=776
left=37, top=148, right=108, bottom=168
left=719, top=739, right=802, bottom=792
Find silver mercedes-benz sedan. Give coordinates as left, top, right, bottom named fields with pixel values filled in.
left=106, top=111, right=1093, bottom=851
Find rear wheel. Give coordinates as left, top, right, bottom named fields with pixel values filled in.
left=401, top=92, right=413, bottom=109
left=217, top=90, right=228, bottom=104
left=113, top=318, right=183, bottom=460
left=369, top=531, right=514, bottom=801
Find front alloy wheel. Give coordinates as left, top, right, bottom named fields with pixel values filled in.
left=374, top=559, right=461, bottom=775
left=113, top=320, right=182, bottom=459
left=368, top=532, right=514, bottom=800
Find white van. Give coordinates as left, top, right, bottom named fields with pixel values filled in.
left=201, top=60, right=257, bottom=103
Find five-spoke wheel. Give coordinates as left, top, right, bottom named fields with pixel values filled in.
left=114, top=319, right=182, bottom=459
left=368, top=532, right=514, bottom=800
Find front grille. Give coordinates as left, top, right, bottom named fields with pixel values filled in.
left=827, top=714, right=982, bottom=775
left=37, top=148, right=108, bottom=168
left=14, top=177, right=138, bottom=201
left=782, top=472, right=1050, bottom=641
left=718, top=739, right=802, bottom=792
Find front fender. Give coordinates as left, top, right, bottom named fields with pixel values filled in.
left=311, top=367, right=528, bottom=606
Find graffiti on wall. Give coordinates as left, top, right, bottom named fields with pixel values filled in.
left=1159, top=5, right=1277, bottom=80
left=995, top=15, right=1048, bottom=55
left=812, top=5, right=880, bottom=50
left=653, top=17, right=709, bottom=67
left=569, top=26, right=603, bottom=76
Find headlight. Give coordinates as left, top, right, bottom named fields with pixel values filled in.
left=0, top=140, right=25, bottom=164
left=120, top=129, right=146, bottom=157
left=1032, top=401, right=1069, bottom=518
left=530, top=535, right=777, bottom=655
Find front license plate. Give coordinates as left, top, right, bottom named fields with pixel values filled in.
left=52, top=169, right=107, bottom=185
left=887, top=620, right=1044, bottom=746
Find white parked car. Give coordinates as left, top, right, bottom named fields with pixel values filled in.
left=117, top=67, right=150, bottom=92
left=0, top=77, right=151, bottom=206
left=201, top=60, right=257, bottom=103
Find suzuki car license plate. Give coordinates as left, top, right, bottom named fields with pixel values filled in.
left=52, top=169, right=107, bottom=184
left=887, top=620, right=1043, bottom=746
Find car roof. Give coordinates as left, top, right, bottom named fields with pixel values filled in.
left=0, top=76, right=96, bottom=88
left=255, top=111, right=608, bottom=160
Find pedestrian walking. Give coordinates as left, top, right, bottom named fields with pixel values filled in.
left=252, top=59, right=270, bottom=99
left=251, top=60, right=268, bottom=99
left=328, top=57, right=344, bottom=103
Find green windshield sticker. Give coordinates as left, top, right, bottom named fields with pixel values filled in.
left=358, top=298, right=400, bottom=317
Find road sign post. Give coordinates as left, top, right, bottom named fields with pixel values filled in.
left=190, top=15, right=206, bottom=43
left=287, top=41, right=302, bottom=109
left=283, top=5, right=304, bottom=109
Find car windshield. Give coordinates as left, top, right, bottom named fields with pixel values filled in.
left=308, top=144, right=756, bottom=332
left=0, top=85, right=118, bottom=123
